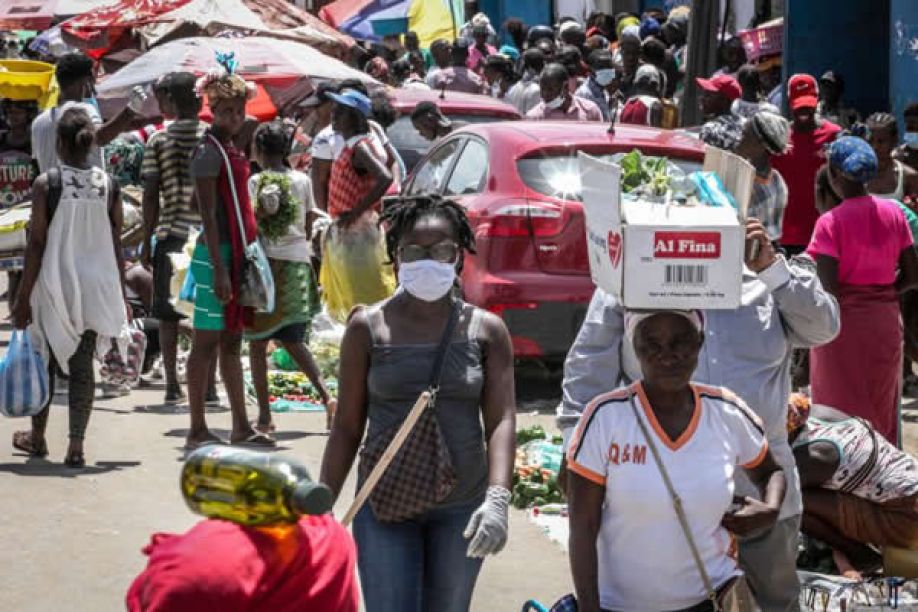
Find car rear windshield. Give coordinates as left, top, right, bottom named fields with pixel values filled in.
left=388, top=114, right=508, bottom=172
left=517, top=153, right=702, bottom=203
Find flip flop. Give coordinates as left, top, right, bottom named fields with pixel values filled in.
left=12, top=431, right=48, bottom=458
left=183, top=434, right=227, bottom=451
left=253, top=421, right=276, bottom=434
left=233, top=432, right=276, bottom=448
left=64, top=451, right=85, bottom=468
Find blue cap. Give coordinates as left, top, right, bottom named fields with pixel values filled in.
left=328, top=88, right=372, bottom=118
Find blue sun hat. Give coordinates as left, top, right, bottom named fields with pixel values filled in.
left=827, top=135, right=879, bottom=183
left=327, top=88, right=372, bottom=118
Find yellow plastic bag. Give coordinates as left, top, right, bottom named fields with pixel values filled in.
left=319, top=213, right=395, bottom=322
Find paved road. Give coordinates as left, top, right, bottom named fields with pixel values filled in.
left=0, top=324, right=571, bottom=612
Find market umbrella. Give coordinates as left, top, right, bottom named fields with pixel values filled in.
left=0, top=0, right=57, bottom=30
left=95, top=36, right=379, bottom=118
left=319, top=0, right=462, bottom=48
left=241, top=0, right=354, bottom=59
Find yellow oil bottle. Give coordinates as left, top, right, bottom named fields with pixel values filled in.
left=181, top=446, right=333, bottom=526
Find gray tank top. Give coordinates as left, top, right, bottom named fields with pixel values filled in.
left=362, top=302, right=488, bottom=508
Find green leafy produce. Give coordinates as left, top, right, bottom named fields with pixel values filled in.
left=619, top=149, right=675, bottom=197
left=254, top=171, right=299, bottom=241
left=516, top=425, right=547, bottom=446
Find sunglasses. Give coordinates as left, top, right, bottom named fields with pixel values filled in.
left=397, top=241, right=460, bottom=264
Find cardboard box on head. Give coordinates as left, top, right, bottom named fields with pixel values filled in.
left=579, top=149, right=751, bottom=310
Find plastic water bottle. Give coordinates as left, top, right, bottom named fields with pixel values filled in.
left=181, top=446, right=333, bottom=526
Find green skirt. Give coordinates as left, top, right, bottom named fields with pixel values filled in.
left=244, top=258, right=319, bottom=342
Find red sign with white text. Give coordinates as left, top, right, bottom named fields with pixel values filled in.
left=653, top=231, right=721, bottom=259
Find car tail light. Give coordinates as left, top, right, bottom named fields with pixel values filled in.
left=487, top=302, right=539, bottom=316
left=484, top=200, right=566, bottom=238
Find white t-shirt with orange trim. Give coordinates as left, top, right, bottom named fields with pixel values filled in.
left=568, top=382, right=768, bottom=612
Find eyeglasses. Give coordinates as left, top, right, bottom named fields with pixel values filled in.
left=397, top=241, right=460, bottom=264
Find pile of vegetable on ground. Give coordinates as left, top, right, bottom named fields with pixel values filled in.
left=512, top=425, right=566, bottom=512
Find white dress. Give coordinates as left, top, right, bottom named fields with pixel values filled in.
left=30, top=165, right=128, bottom=373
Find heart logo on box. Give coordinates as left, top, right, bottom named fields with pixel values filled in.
left=607, top=231, right=622, bottom=268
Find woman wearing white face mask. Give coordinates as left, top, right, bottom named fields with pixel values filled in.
left=320, top=194, right=516, bottom=612
left=482, top=54, right=519, bottom=101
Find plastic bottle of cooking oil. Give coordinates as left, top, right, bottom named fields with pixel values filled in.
left=181, top=446, right=333, bottom=526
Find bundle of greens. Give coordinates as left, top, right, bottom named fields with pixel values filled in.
left=254, top=171, right=299, bottom=241
left=618, top=149, right=674, bottom=196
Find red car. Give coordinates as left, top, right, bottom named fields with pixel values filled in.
left=401, top=121, right=706, bottom=362
left=385, top=88, right=521, bottom=172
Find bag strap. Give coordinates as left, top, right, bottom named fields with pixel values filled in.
left=47, top=167, right=62, bottom=221
left=628, top=393, right=720, bottom=610
left=206, top=134, right=249, bottom=246
left=427, top=300, right=461, bottom=408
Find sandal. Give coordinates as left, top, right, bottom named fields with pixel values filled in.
left=12, top=431, right=48, bottom=458
left=232, top=432, right=276, bottom=448
left=64, top=451, right=85, bottom=468
left=184, top=432, right=227, bottom=451
left=253, top=420, right=276, bottom=435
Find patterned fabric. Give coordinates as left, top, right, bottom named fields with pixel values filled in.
left=699, top=114, right=745, bottom=151
left=828, top=135, right=879, bottom=183
left=748, top=169, right=788, bottom=241
left=526, top=96, right=604, bottom=121
left=426, top=67, right=485, bottom=94
left=244, top=259, right=319, bottom=341
left=327, top=137, right=377, bottom=219
left=103, top=137, right=145, bottom=187
left=794, top=416, right=918, bottom=502
left=142, top=119, right=207, bottom=240
left=358, top=403, right=458, bottom=522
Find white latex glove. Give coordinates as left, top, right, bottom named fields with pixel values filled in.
left=127, top=85, right=149, bottom=115
left=463, top=485, right=511, bottom=558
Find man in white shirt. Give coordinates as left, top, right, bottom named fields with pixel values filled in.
left=506, top=48, right=545, bottom=116
left=32, top=52, right=140, bottom=173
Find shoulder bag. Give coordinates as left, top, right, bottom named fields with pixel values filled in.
left=206, top=134, right=275, bottom=314
left=355, top=301, right=461, bottom=523
left=629, top=398, right=757, bottom=612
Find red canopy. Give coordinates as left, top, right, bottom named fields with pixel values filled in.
left=0, top=0, right=58, bottom=30
left=61, top=0, right=192, bottom=54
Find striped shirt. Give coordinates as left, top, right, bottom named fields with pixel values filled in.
left=748, top=169, right=788, bottom=242
left=142, top=119, right=206, bottom=240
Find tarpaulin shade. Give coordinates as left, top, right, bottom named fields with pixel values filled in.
left=320, top=0, right=462, bottom=48
left=241, top=0, right=354, bottom=57
left=0, top=0, right=57, bottom=30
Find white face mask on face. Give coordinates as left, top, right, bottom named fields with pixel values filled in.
left=398, top=260, right=456, bottom=302
left=904, top=131, right=918, bottom=150
left=490, top=80, right=502, bottom=97
left=545, top=94, right=565, bottom=109
left=595, top=68, right=616, bottom=86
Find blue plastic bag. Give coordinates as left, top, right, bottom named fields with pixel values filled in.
left=689, top=171, right=739, bottom=210
left=0, top=330, right=50, bottom=417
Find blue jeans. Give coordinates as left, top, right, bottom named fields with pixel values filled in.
left=353, top=499, right=484, bottom=612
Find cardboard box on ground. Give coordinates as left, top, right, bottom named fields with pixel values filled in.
left=579, top=147, right=755, bottom=310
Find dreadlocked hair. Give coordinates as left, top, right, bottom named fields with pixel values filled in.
left=379, top=194, right=477, bottom=265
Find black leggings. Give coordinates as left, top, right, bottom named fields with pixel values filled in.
left=31, top=331, right=97, bottom=441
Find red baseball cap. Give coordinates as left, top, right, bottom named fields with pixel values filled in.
left=695, top=74, right=742, bottom=101
left=788, top=74, right=819, bottom=111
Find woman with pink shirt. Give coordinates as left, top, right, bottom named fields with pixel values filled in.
left=808, top=136, right=918, bottom=444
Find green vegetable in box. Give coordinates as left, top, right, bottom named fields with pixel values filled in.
left=516, top=425, right=546, bottom=445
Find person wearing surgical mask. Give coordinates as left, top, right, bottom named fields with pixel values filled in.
left=321, top=194, right=516, bottom=612
left=575, top=49, right=617, bottom=122
left=527, top=62, right=603, bottom=122
left=482, top=54, right=518, bottom=101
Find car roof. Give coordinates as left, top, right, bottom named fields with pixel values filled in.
left=387, top=87, right=521, bottom=118
left=453, top=121, right=706, bottom=158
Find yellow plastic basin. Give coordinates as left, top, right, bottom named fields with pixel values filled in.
left=0, top=60, right=55, bottom=101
